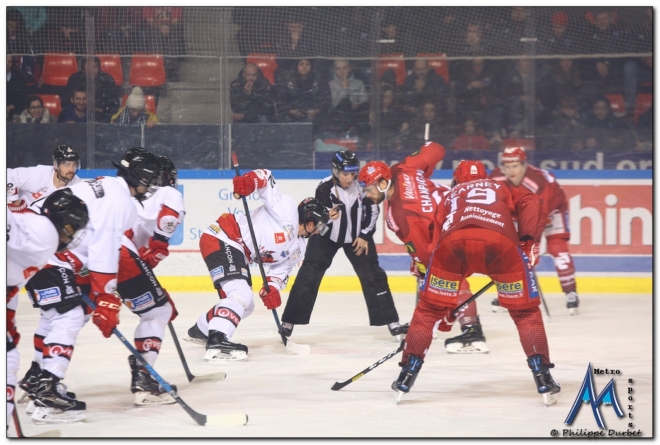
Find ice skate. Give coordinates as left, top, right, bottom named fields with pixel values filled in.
left=566, top=292, right=579, bottom=315
left=280, top=322, right=294, bottom=338
left=183, top=323, right=208, bottom=346
left=128, top=355, right=176, bottom=406
left=444, top=321, right=489, bottom=354
left=391, top=355, right=424, bottom=404
left=527, top=354, right=561, bottom=406
left=30, top=370, right=86, bottom=424
left=491, top=298, right=508, bottom=313
left=388, top=322, right=409, bottom=342
left=204, top=330, right=248, bottom=362
left=18, top=361, right=41, bottom=403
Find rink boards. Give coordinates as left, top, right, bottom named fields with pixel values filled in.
left=79, top=170, right=652, bottom=294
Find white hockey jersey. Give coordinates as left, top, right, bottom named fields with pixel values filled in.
left=204, top=170, right=305, bottom=289
left=7, top=208, right=59, bottom=289
left=130, top=185, right=186, bottom=250
left=7, top=164, right=83, bottom=206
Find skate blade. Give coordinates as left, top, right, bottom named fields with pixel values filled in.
left=445, top=341, right=490, bottom=354
left=543, top=392, right=558, bottom=406
left=17, top=389, right=30, bottom=404
left=26, top=400, right=35, bottom=415
left=31, top=406, right=86, bottom=424
left=133, top=391, right=177, bottom=406
left=568, top=307, right=578, bottom=316
left=204, top=349, right=248, bottom=362
left=394, top=390, right=404, bottom=405
left=183, top=335, right=208, bottom=346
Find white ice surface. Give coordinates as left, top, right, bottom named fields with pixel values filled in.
left=9, top=290, right=652, bottom=440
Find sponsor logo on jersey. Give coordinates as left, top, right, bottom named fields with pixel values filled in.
left=86, top=179, right=105, bottom=198
left=210, top=265, right=225, bottom=281
left=215, top=307, right=241, bottom=327
left=44, top=344, right=74, bottom=360
left=35, top=287, right=62, bottom=305
left=208, top=224, right=220, bottom=234
left=229, top=265, right=236, bottom=272
left=280, top=250, right=289, bottom=258
left=137, top=337, right=162, bottom=352
left=274, top=232, right=286, bottom=244
left=124, top=292, right=156, bottom=312
left=428, top=276, right=459, bottom=294
left=241, top=268, right=248, bottom=277
left=405, top=242, right=416, bottom=254
left=495, top=280, right=524, bottom=298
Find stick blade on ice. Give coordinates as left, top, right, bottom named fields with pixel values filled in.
left=285, top=339, right=310, bottom=355
left=205, top=413, right=249, bottom=427
left=191, top=372, right=227, bottom=383
left=29, top=429, right=63, bottom=438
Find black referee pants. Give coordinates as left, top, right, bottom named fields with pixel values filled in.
left=282, top=233, right=399, bottom=326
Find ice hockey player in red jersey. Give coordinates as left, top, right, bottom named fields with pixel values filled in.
left=184, top=169, right=330, bottom=361
left=358, top=141, right=488, bottom=354
left=489, top=146, right=579, bottom=315
left=7, top=189, right=89, bottom=430
left=391, top=160, right=560, bottom=406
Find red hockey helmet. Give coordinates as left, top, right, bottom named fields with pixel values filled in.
left=453, top=160, right=487, bottom=185
left=358, top=161, right=391, bottom=188
left=501, top=146, right=527, bottom=164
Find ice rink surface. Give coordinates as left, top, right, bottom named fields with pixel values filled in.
left=10, top=288, right=652, bottom=440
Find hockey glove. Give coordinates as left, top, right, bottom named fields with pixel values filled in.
left=92, top=293, right=121, bottom=338
left=138, top=237, right=170, bottom=269
left=259, top=285, right=281, bottom=310
left=233, top=170, right=267, bottom=197
left=7, top=199, right=27, bottom=213
left=437, top=309, right=457, bottom=332
left=519, top=238, right=540, bottom=268
left=164, top=289, right=178, bottom=322
left=410, top=259, right=427, bottom=278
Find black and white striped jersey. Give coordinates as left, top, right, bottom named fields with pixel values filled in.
left=315, top=175, right=379, bottom=244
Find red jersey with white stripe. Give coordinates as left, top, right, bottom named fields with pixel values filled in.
left=386, top=141, right=447, bottom=266
left=7, top=164, right=82, bottom=206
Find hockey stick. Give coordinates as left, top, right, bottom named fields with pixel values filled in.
left=83, top=295, right=248, bottom=427
left=167, top=322, right=227, bottom=383
left=12, top=408, right=62, bottom=437
left=231, top=152, right=310, bottom=355
left=331, top=280, right=494, bottom=391
left=532, top=269, right=551, bottom=320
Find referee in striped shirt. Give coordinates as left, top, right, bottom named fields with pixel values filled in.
left=281, top=150, right=408, bottom=339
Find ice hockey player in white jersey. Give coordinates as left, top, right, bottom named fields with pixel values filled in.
left=21, top=148, right=160, bottom=424
left=117, top=154, right=185, bottom=406
left=7, top=144, right=83, bottom=212
left=7, top=189, right=89, bottom=431
left=184, top=169, right=330, bottom=361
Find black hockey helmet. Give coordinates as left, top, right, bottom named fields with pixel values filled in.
left=41, top=188, right=89, bottom=252
left=113, top=147, right=160, bottom=199
left=53, top=144, right=80, bottom=164
left=156, top=155, right=178, bottom=188
left=298, top=197, right=330, bottom=237
left=331, top=150, right=360, bottom=176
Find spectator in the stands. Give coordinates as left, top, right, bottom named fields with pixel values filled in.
left=230, top=63, right=274, bottom=124
left=401, top=58, right=449, bottom=116
left=404, top=100, right=456, bottom=150
left=111, top=86, right=159, bottom=128
left=275, top=17, right=313, bottom=70
left=538, top=58, right=589, bottom=115
left=142, top=7, right=185, bottom=82
left=10, top=7, right=47, bottom=40
left=7, top=9, right=41, bottom=92
left=13, top=95, right=55, bottom=124
left=581, top=9, right=627, bottom=96
left=95, top=7, right=142, bottom=54
left=451, top=117, right=491, bottom=151
left=584, top=96, right=637, bottom=151
left=537, top=11, right=580, bottom=56
left=62, top=56, right=122, bottom=123
left=7, top=55, right=27, bottom=122
left=635, top=103, right=652, bottom=151
left=492, top=6, right=529, bottom=55
left=326, top=59, right=369, bottom=136
left=275, top=58, right=329, bottom=128
left=538, top=95, right=589, bottom=151
left=453, top=58, right=506, bottom=141
left=370, top=84, right=409, bottom=150
left=333, top=7, right=371, bottom=58
left=43, top=15, right=84, bottom=54
left=623, top=56, right=652, bottom=117
left=500, top=58, right=543, bottom=138
left=379, top=14, right=414, bottom=61
left=454, top=22, right=493, bottom=57
left=58, top=85, right=87, bottom=124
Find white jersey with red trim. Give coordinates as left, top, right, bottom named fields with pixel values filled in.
left=204, top=169, right=306, bottom=289
left=7, top=164, right=83, bottom=206
left=7, top=208, right=59, bottom=288
left=131, top=186, right=186, bottom=250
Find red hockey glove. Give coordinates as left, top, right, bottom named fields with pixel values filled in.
left=437, top=309, right=457, bottom=332
left=520, top=239, right=540, bottom=268
left=92, top=293, right=121, bottom=338
left=410, top=259, right=427, bottom=278
left=138, top=237, right=169, bottom=269
left=233, top=170, right=267, bottom=197
left=7, top=199, right=27, bottom=213
left=163, top=289, right=178, bottom=322
left=259, top=285, right=281, bottom=310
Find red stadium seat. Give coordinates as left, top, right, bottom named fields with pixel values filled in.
left=36, top=94, right=62, bottom=118
left=417, top=53, right=449, bottom=83
left=324, top=139, right=358, bottom=152
left=605, top=94, right=626, bottom=118
left=121, top=94, right=157, bottom=114
left=502, top=138, right=535, bottom=152
left=246, top=53, right=278, bottom=84
left=129, top=54, right=166, bottom=87
left=41, top=53, right=78, bottom=87
left=378, top=54, right=406, bottom=86
left=98, top=54, right=123, bottom=86
left=634, top=93, right=652, bottom=124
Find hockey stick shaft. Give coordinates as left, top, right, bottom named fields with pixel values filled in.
left=12, top=404, right=62, bottom=437
left=167, top=322, right=226, bottom=383
left=231, top=152, right=290, bottom=347
left=451, top=280, right=495, bottom=317
left=532, top=269, right=551, bottom=320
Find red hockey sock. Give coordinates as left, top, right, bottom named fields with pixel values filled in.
left=508, top=307, right=551, bottom=364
